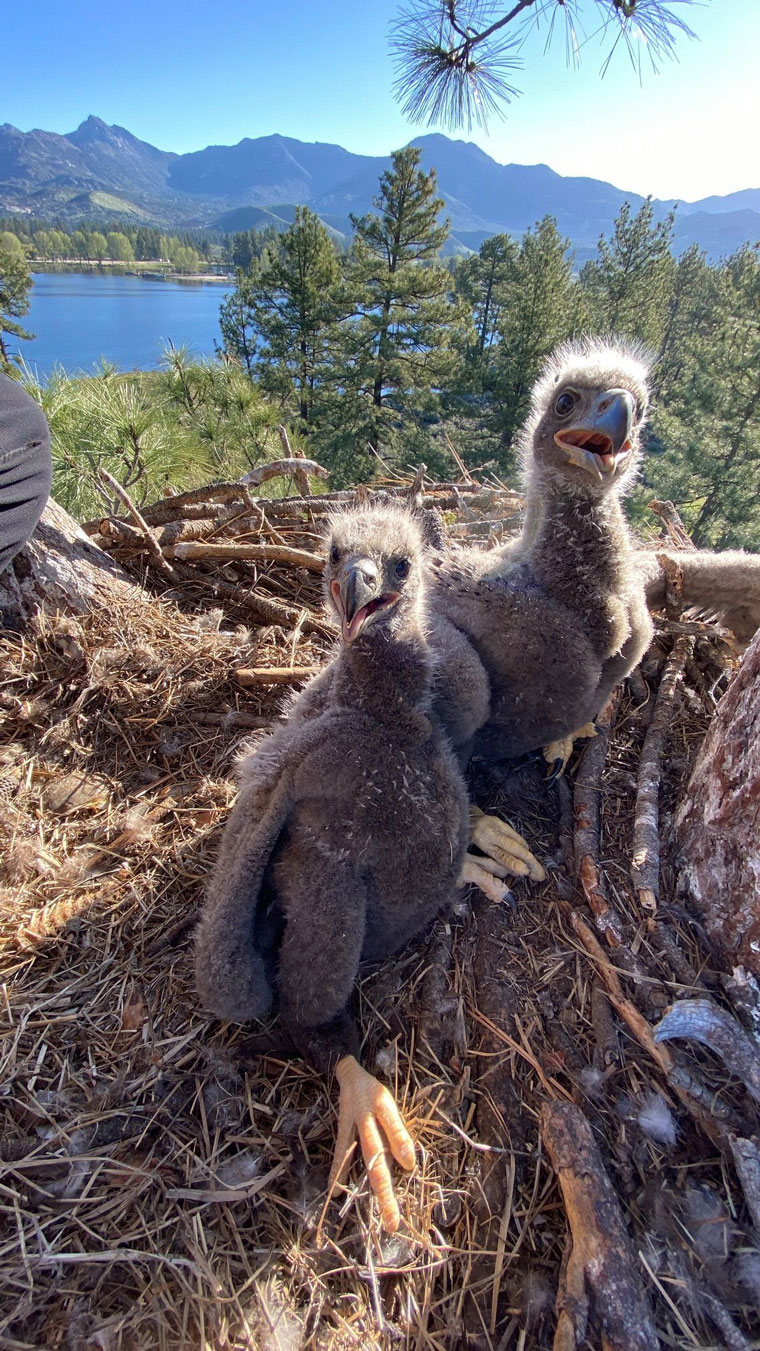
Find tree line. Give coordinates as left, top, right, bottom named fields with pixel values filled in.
left=0, top=219, right=225, bottom=272
left=0, top=218, right=279, bottom=273
left=218, top=147, right=760, bottom=549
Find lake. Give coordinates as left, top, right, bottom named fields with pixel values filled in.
left=18, top=272, right=233, bottom=380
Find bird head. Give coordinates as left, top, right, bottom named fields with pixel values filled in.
left=324, top=505, right=426, bottom=644
left=522, top=338, right=651, bottom=498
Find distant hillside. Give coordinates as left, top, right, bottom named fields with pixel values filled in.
left=0, top=116, right=174, bottom=203
left=168, top=136, right=376, bottom=205
left=212, top=202, right=348, bottom=245
left=1, top=118, right=758, bottom=262
left=672, top=208, right=760, bottom=257
left=685, top=188, right=760, bottom=216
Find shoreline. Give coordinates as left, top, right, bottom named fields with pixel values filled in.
left=31, top=265, right=232, bottom=285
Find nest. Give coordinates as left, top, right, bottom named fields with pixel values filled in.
left=1, top=465, right=759, bottom=1351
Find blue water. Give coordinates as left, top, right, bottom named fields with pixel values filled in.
left=18, top=272, right=233, bottom=380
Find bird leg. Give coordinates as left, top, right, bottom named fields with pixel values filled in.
left=544, top=722, right=597, bottom=781
left=329, top=1055, right=415, bottom=1233
left=469, top=805, right=545, bottom=882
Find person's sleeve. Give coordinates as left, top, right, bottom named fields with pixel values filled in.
left=0, top=374, right=53, bottom=574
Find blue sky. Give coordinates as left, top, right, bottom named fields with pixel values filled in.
left=6, top=0, right=758, bottom=201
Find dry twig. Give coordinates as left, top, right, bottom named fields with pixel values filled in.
left=573, top=691, right=624, bottom=946
left=542, top=1101, right=659, bottom=1351
left=163, top=540, right=324, bottom=571
left=274, top=426, right=312, bottom=497
left=631, top=634, right=693, bottom=912
left=649, top=498, right=698, bottom=551
left=235, top=666, right=318, bottom=687
left=97, top=468, right=179, bottom=581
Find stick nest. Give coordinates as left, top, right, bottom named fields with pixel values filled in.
left=1, top=470, right=758, bottom=1350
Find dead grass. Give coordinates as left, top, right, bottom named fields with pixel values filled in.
left=1, top=487, right=759, bottom=1350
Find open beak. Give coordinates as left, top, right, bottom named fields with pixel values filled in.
left=330, top=559, right=399, bottom=643
left=554, top=389, right=635, bottom=482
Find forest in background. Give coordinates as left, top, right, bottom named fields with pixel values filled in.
left=2, top=146, right=759, bottom=549
left=0, top=219, right=248, bottom=273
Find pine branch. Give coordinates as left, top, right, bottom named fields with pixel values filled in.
left=390, top=0, right=698, bottom=130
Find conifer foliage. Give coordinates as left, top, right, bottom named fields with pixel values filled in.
left=648, top=246, right=760, bottom=548
left=220, top=207, right=339, bottom=426
left=216, top=170, right=760, bottom=547
left=0, top=241, right=34, bottom=372
left=221, top=148, right=469, bottom=481
left=476, top=218, right=583, bottom=447
left=348, top=148, right=455, bottom=435
left=580, top=199, right=675, bottom=348
left=327, top=147, right=466, bottom=470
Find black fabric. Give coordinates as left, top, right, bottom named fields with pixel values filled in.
left=0, top=373, right=53, bottom=574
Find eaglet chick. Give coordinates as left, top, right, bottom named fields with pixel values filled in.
left=432, top=336, right=654, bottom=776
left=286, top=505, right=546, bottom=884
left=195, top=504, right=508, bottom=1231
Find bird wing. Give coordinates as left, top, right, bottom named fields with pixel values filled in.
left=427, top=612, right=490, bottom=760
left=194, top=716, right=337, bottom=1023
left=636, top=547, right=760, bottom=647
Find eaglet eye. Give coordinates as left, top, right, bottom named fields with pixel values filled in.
left=555, top=389, right=577, bottom=418
left=329, top=545, right=340, bottom=565
left=395, top=558, right=411, bottom=580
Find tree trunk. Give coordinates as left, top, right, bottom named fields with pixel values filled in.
left=676, top=627, right=760, bottom=974
left=0, top=498, right=145, bottom=630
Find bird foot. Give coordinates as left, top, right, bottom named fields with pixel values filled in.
left=329, top=1055, right=415, bottom=1233
left=469, top=806, right=545, bottom=882
left=459, top=853, right=514, bottom=906
left=543, top=722, right=597, bottom=782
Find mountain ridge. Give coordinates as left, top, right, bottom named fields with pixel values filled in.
left=1, top=118, right=757, bottom=261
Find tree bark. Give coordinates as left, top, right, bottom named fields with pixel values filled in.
left=0, top=498, right=146, bottom=630
left=676, top=627, right=760, bottom=974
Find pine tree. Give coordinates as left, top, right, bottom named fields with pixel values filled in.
left=254, top=208, right=339, bottom=425
left=315, top=146, right=466, bottom=480
left=219, top=270, right=261, bottom=377
left=160, top=344, right=279, bottom=479
left=647, top=245, right=760, bottom=549
left=220, top=210, right=339, bottom=427
left=486, top=217, right=583, bottom=455
left=231, top=231, right=257, bottom=273
left=652, top=243, right=715, bottom=399
left=134, top=227, right=163, bottom=261
left=579, top=199, right=675, bottom=349
left=454, top=231, right=517, bottom=376
left=0, top=243, right=34, bottom=370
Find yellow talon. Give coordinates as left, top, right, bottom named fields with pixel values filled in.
left=469, top=806, right=545, bottom=882
left=330, top=1055, right=415, bottom=1233
left=460, top=853, right=512, bottom=903
left=543, top=722, right=597, bottom=779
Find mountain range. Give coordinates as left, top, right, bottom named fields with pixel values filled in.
left=1, top=116, right=758, bottom=262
